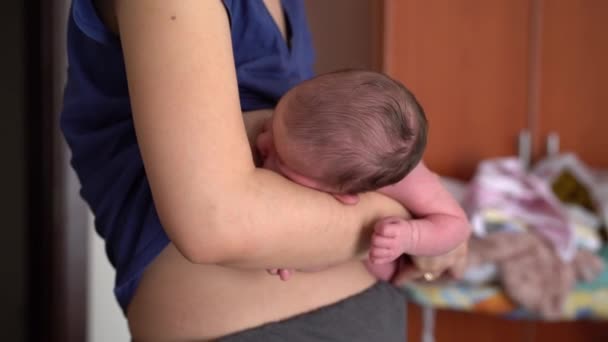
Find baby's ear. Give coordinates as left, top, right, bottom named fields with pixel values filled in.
left=333, top=194, right=360, bottom=205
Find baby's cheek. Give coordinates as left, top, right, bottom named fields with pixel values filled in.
left=256, top=132, right=271, bottom=158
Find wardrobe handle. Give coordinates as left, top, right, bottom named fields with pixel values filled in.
left=546, top=131, right=560, bottom=158
left=518, top=129, right=532, bottom=169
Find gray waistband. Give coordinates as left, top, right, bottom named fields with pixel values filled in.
left=219, top=281, right=407, bottom=342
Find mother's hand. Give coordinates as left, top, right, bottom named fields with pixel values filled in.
left=392, top=241, right=468, bottom=286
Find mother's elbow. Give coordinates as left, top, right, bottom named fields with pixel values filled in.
left=169, top=214, right=247, bottom=265
left=177, top=236, right=225, bottom=265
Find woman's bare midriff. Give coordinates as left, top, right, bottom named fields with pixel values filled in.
left=128, top=243, right=376, bottom=341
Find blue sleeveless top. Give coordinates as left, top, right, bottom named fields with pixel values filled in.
left=60, top=0, right=315, bottom=312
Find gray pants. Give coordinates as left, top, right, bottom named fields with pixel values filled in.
left=219, top=281, right=407, bottom=342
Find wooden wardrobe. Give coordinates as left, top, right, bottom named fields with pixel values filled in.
left=305, top=0, right=608, bottom=341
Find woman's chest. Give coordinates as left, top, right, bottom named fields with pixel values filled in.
left=224, top=0, right=315, bottom=109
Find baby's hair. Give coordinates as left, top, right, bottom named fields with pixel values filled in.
left=282, top=69, right=428, bottom=194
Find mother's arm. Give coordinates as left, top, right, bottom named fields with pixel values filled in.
left=116, top=0, right=407, bottom=269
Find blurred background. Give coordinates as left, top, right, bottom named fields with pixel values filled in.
left=1, top=0, right=607, bottom=341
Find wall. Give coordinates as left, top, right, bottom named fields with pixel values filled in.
left=304, top=0, right=381, bottom=74
left=87, top=215, right=130, bottom=342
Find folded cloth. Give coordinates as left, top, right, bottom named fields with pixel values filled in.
left=403, top=253, right=608, bottom=321
left=463, top=157, right=576, bottom=261
left=411, top=166, right=607, bottom=320
left=410, top=231, right=605, bottom=320
left=533, top=153, right=608, bottom=240
left=497, top=232, right=575, bottom=320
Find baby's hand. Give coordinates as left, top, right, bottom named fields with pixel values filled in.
left=370, top=217, right=409, bottom=264
left=266, top=268, right=293, bottom=281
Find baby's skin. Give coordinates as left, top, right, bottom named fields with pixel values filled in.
left=257, top=109, right=471, bottom=281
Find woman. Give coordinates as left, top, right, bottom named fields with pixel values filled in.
left=61, top=0, right=465, bottom=340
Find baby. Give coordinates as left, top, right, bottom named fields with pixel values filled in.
left=256, top=70, right=470, bottom=281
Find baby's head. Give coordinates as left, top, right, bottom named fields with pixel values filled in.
left=258, top=70, right=427, bottom=194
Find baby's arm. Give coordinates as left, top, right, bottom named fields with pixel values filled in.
left=371, top=162, right=470, bottom=264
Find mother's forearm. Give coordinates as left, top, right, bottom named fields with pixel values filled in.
left=172, top=109, right=408, bottom=269
left=210, top=173, right=410, bottom=270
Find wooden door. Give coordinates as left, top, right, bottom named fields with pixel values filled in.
left=533, top=1, right=608, bottom=338
left=407, top=303, right=608, bottom=342
left=312, top=0, right=608, bottom=340
left=304, top=0, right=384, bottom=74
left=384, top=0, right=532, bottom=179
left=383, top=1, right=535, bottom=340
left=383, top=1, right=608, bottom=341
left=533, top=0, right=608, bottom=167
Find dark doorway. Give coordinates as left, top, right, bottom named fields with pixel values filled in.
left=0, top=1, right=88, bottom=341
